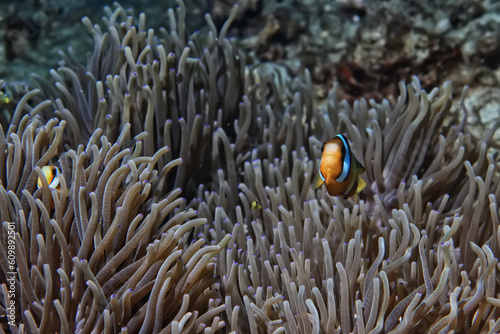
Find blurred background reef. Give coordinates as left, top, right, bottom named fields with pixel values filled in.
left=1, top=0, right=500, bottom=140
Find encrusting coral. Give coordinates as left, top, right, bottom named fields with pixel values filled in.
left=1, top=1, right=499, bottom=333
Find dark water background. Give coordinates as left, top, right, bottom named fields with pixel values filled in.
left=0, top=0, right=208, bottom=82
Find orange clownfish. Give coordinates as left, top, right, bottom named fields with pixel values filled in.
left=317, top=134, right=366, bottom=199
left=37, top=166, right=61, bottom=190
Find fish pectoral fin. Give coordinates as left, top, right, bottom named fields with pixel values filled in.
left=356, top=177, right=367, bottom=194
left=313, top=173, right=324, bottom=189
left=344, top=177, right=367, bottom=200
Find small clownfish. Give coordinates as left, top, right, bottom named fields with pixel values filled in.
left=0, top=91, right=11, bottom=104
left=316, top=134, right=366, bottom=199
left=251, top=201, right=262, bottom=210
left=37, top=166, right=61, bottom=190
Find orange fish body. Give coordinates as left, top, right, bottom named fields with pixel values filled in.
left=37, top=166, right=62, bottom=210
left=318, top=134, right=365, bottom=199
left=37, top=166, right=61, bottom=190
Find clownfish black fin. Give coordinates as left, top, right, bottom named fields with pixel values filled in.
left=355, top=158, right=365, bottom=174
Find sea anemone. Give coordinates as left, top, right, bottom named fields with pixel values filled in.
left=196, top=75, right=500, bottom=332
left=1, top=1, right=499, bottom=333
left=1, top=112, right=233, bottom=332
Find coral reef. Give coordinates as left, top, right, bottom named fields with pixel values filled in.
left=1, top=1, right=500, bottom=333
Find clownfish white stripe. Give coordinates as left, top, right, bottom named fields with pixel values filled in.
left=336, top=134, right=350, bottom=182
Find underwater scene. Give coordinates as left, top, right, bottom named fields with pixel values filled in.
left=1, top=0, right=500, bottom=333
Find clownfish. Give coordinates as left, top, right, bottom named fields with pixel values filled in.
left=0, top=90, right=11, bottom=104
left=251, top=201, right=262, bottom=210
left=316, top=134, right=366, bottom=199
left=37, top=166, right=61, bottom=190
